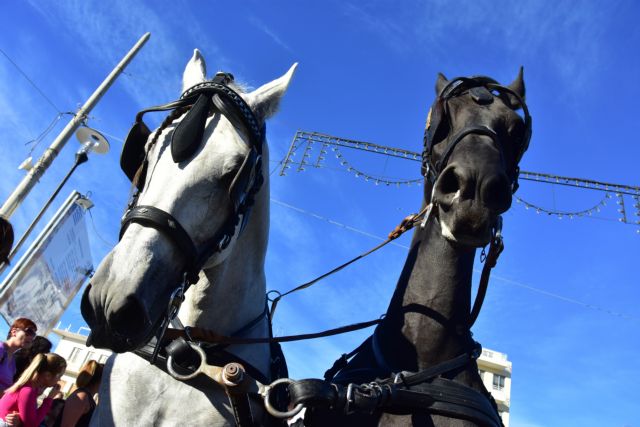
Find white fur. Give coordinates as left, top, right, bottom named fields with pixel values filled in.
left=91, top=53, right=296, bottom=426
left=440, top=220, right=458, bottom=242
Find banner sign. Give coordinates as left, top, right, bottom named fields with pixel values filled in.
left=0, top=191, right=93, bottom=334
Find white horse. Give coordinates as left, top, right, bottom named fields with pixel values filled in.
left=81, top=49, right=296, bottom=426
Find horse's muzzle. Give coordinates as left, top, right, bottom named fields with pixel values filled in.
left=81, top=282, right=156, bottom=353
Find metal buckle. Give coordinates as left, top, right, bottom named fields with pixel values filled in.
left=261, top=378, right=304, bottom=419
left=345, top=383, right=356, bottom=415
left=150, top=279, right=187, bottom=363
left=393, top=372, right=406, bottom=386
left=218, top=234, right=231, bottom=251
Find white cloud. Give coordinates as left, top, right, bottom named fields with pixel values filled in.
left=248, top=16, right=294, bottom=53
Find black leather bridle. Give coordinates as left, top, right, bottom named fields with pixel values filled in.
left=422, top=76, right=532, bottom=194
left=118, top=72, right=266, bottom=358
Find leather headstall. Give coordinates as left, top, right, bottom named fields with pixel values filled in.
left=422, top=76, right=532, bottom=194
left=119, top=71, right=265, bottom=287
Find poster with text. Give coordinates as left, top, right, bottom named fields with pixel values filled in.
left=0, top=192, right=93, bottom=334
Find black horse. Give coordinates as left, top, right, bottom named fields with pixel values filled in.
left=299, top=69, right=530, bottom=427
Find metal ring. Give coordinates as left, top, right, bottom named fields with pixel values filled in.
left=166, top=342, right=206, bottom=381
left=263, top=378, right=304, bottom=419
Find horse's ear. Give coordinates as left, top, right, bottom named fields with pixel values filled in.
left=435, top=73, right=449, bottom=96
left=182, top=49, right=207, bottom=93
left=504, top=66, right=526, bottom=110
left=244, top=63, right=298, bottom=121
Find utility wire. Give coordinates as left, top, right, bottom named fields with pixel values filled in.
left=0, top=47, right=61, bottom=113
left=272, top=197, right=638, bottom=323
left=87, top=209, right=116, bottom=250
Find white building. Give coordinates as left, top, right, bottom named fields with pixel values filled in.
left=50, top=327, right=111, bottom=395
left=478, top=348, right=512, bottom=427
left=51, top=328, right=512, bottom=424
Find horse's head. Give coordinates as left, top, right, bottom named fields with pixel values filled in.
left=423, top=69, right=530, bottom=247
left=82, top=50, right=296, bottom=352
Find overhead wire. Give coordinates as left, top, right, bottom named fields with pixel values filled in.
left=0, top=47, right=62, bottom=113
left=271, top=196, right=638, bottom=323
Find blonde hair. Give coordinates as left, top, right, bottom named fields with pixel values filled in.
left=75, top=360, right=104, bottom=389
left=6, top=353, right=66, bottom=394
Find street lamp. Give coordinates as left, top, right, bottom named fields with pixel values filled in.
left=0, top=126, right=109, bottom=273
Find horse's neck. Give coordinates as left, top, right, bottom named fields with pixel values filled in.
left=377, top=207, right=476, bottom=371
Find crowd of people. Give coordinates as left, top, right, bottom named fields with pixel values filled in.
left=0, top=318, right=103, bottom=427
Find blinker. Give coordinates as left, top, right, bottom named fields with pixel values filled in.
left=469, top=87, right=494, bottom=105
left=171, top=94, right=212, bottom=163
left=121, top=121, right=151, bottom=185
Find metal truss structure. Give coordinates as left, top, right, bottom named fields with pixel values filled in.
left=281, top=131, right=640, bottom=230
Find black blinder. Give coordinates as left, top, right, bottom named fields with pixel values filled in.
left=424, top=97, right=448, bottom=156
left=229, top=148, right=259, bottom=213
left=469, top=86, right=494, bottom=105
left=171, top=94, right=212, bottom=163
left=121, top=121, right=151, bottom=186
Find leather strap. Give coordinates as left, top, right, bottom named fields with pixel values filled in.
left=120, top=205, right=198, bottom=276
left=163, top=317, right=382, bottom=346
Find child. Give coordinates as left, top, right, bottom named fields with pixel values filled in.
left=0, top=353, right=66, bottom=427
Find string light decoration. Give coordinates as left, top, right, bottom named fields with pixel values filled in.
left=281, top=130, right=640, bottom=231
left=332, top=146, right=423, bottom=186
left=514, top=194, right=610, bottom=220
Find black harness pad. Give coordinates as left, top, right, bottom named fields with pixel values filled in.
left=424, top=97, right=448, bottom=155
left=121, top=121, right=151, bottom=185
left=171, top=94, right=212, bottom=163
left=469, top=86, right=494, bottom=104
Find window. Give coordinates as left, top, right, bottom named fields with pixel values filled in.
left=82, top=351, right=96, bottom=367
left=478, top=369, right=485, bottom=380
left=69, top=347, right=84, bottom=365
left=493, top=374, right=505, bottom=391
left=98, top=354, right=109, bottom=364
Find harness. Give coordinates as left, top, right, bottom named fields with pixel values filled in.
left=118, top=73, right=287, bottom=425
left=279, top=76, right=531, bottom=426
left=422, top=75, right=531, bottom=193
left=116, top=74, right=530, bottom=427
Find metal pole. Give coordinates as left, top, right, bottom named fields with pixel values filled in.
left=0, top=150, right=89, bottom=275
left=0, top=32, right=150, bottom=220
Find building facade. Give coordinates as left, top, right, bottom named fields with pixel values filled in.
left=51, top=327, right=111, bottom=395
left=478, top=348, right=512, bottom=427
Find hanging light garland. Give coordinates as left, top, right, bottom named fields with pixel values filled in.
left=279, top=130, right=640, bottom=232
left=332, top=146, right=422, bottom=186
left=514, top=194, right=611, bottom=220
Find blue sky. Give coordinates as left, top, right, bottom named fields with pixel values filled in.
left=1, top=1, right=639, bottom=425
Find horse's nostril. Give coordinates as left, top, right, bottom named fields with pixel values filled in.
left=109, top=296, right=150, bottom=338
left=434, top=166, right=463, bottom=207
left=481, top=174, right=512, bottom=212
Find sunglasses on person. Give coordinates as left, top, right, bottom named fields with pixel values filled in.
left=20, top=327, right=37, bottom=337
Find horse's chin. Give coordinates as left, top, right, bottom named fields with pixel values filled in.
left=87, top=322, right=158, bottom=354
left=436, top=210, right=493, bottom=248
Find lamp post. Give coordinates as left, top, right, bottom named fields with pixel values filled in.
left=0, top=127, right=109, bottom=275
left=0, top=32, right=150, bottom=262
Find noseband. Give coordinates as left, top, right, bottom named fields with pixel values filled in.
left=422, top=76, right=532, bottom=194
left=119, top=71, right=265, bottom=290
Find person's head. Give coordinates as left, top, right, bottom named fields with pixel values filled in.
left=6, top=318, right=37, bottom=349
left=27, top=336, right=52, bottom=356
left=7, top=353, right=66, bottom=393
left=76, top=360, right=104, bottom=392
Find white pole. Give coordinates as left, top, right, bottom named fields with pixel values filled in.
left=0, top=32, right=150, bottom=219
